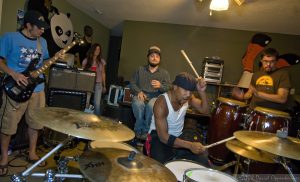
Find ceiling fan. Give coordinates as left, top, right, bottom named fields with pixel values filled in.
left=210, top=0, right=245, bottom=10
left=208, top=0, right=245, bottom=15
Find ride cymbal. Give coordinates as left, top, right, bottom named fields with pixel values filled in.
left=234, top=131, right=300, bottom=160
left=79, top=148, right=177, bottom=182
left=32, top=107, right=135, bottom=142
left=226, top=139, right=276, bottom=163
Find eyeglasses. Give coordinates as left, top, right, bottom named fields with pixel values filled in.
left=261, top=60, right=276, bottom=65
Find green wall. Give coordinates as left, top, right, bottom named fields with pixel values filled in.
left=0, top=0, right=110, bottom=59
left=119, top=20, right=300, bottom=94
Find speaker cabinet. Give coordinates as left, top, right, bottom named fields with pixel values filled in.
left=107, top=85, right=123, bottom=106
left=49, top=66, right=96, bottom=92
left=47, top=88, right=87, bottom=111
left=123, top=88, right=133, bottom=103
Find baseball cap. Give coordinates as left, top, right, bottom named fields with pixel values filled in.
left=24, top=10, right=50, bottom=29
left=173, top=72, right=197, bottom=91
left=147, top=46, right=161, bottom=57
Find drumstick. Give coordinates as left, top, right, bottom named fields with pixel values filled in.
left=180, top=50, right=201, bottom=79
left=204, top=136, right=236, bottom=149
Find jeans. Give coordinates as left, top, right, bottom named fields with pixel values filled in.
left=149, top=130, right=210, bottom=166
left=132, top=96, right=157, bottom=134
left=93, top=83, right=103, bottom=115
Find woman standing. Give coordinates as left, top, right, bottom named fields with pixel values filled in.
left=82, top=43, right=106, bottom=115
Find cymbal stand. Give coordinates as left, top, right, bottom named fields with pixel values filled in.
left=277, top=157, right=297, bottom=182
left=10, top=136, right=75, bottom=182
left=30, top=170, right=85, bottom=182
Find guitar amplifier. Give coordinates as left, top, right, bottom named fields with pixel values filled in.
left=107, top=85, right=123, bottom=106
left=49, top=66, right=96, bottom=92
left=123, top=87, right=133, bottom=103
left=47, top=88, right=87, bottom=111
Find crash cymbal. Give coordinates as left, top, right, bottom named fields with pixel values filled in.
left=32, top=107, right=135, bottom=142
left=79, top=148, right=177, bottom=182
left=234, top=131, right=300, bottom=160
left=226, top=139, right=276, bottom=163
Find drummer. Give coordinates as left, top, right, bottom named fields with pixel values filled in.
left=145, top=72, right=211, bottom=166
left=233, top=48, right=291, bottom=111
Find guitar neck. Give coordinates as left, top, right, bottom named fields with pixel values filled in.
left=30, top=41, right=77, bottom=78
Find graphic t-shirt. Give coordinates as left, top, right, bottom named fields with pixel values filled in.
left=0, top=32, right=49, bottom=92
left=249, top=69, right=291, bottom=111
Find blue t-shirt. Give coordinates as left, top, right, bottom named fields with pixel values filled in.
left=0, top=31, right=49, bottom=92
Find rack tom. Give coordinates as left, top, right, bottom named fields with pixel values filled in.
left=164, top=159, right=206, bottom=182
left=183, top=168, right=237, bottom=182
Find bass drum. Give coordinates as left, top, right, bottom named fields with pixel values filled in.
left=43, top=128, right=73, bottom=148
left=208, top=97, right=248, bottom=163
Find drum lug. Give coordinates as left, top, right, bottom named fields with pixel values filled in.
left=243, top=158, right=251, bottom=165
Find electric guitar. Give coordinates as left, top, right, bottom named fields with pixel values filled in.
left=2, top=34, right=82, bottom=102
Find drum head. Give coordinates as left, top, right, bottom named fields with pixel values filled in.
left=90, top=141, right=139, bottom=153
left=185, top=168, right=237, bottom=182
left=164, top=159, right=206, bottom=181
left=254, top=107, right=290, bottom=118
left=218, top=97, right=248, bottom=107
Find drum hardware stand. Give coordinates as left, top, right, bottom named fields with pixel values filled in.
left=215, top=160, right=237, bottom=171
left=10, top=136, right=75, bottom=182
left=30, top=171, right=85, bottom=181
left=276, top=157, right=297, bottom=182
left=55, top=155, right=79, bottom=181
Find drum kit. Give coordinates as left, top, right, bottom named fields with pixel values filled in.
left=10, top=107, right=177, bottom=182
left=9, top=105, right=300, bottom=182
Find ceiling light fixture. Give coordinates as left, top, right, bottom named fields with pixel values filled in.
left=209, top=0, right=229, bottom=16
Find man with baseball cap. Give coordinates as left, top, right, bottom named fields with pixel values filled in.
left=0, top=10, right=62, bottom=175
left=131, top=46, right=170, bottom=140
left=146, top=72, right=210, bottom=166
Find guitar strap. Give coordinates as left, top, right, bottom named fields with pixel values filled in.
left=37, top=37, right=42, bottom=54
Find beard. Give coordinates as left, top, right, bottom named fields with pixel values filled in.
left=149, top=62, right=159, bottom=67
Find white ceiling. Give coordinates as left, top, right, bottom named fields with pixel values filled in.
left=66, top=0, right=300, bottom=36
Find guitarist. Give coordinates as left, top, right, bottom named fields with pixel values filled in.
left=0, top=10, right=63, bottom=176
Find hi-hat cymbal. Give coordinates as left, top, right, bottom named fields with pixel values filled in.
left=226, top=139, right=276, bottom=163
left=79, top=148, right=177, bottom=182
left=32, top=107, right=135, bottom=142
left=234, top=131, right=300, bottom=160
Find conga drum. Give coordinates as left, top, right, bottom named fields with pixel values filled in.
left=208, top=97, right=248, bottom=163
left=245, top=107, right=290, bottom=133
left=242, top=107, right=290, bottom=174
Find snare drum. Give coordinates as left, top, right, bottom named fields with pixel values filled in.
left=164, top=159, right=206, bottom=182
left=90, top=141, right=139, bottom=153
left=245, top=107, right=290, bottom=133
left=208, top=97, right=248, bottom=162
left=184, top=168, right=237, bottom=182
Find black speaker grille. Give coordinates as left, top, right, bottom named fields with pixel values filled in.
left=47, top=89, right=87, bottom=111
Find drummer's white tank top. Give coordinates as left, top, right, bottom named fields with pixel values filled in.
left=149, top=93, right=188, bottom=137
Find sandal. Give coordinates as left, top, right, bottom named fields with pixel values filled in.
left=0, top=164, right=8, bottom=177
left=27, top=157, right=48, bottom=167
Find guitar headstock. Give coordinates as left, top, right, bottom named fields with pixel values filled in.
left=74, top=32, right=85, bottom=46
